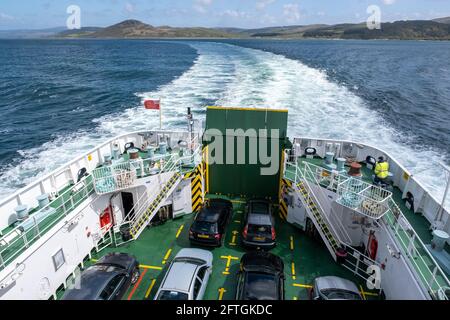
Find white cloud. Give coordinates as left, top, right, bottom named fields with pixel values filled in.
left=194, top=0, right=213, bottom=13
left=256, top=0, right=276, bottom=11
left=382, top=0, right=396, bottom=5
left=125, top=2, right=135, bottom=13
left=218, top=10, right=250, bottom=19
left=283, top=3, right=301, bottom=23
left=0, top=12, right=15, bottom=21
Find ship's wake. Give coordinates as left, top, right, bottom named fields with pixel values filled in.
left=0, top=42, right=448, bottom=208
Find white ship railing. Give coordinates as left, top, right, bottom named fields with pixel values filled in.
left=285, top=157, right=382, bottom=283
left=285, top=154, right=450, bottom=299
left=92, top=134, right=200, bottom=196
left=0, top=130, right=200, bottom=231
left=336, top=177, right=392, bottom=220
left=294, top=161, right=392, bottom=220
left=0, top=176, right=95, bottom=271
left=126, top=141, right=201, bottom=227
left=286, top=159, right=352, bottom=245
left=384, top=199, right=450, bottom=299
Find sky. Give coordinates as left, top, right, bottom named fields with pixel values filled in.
left=0, top=0, right=449, bottom=30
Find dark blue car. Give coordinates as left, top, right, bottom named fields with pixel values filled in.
left=62, top=253, right=140, bottom=300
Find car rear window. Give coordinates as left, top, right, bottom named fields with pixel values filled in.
left=157, top=290, right=189, bottom=300
left=192, top=221, right=217, bottom=233
left=245, top=272, right=278, bottom=300
left=250, top=202, right=269, bottom=214
left=321, top=289, right=362, bottom=300
left=248, top=224, right=271, bottom=235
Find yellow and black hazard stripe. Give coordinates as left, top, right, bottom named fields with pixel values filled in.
left=278, top=178, right=292, bottom=220
left=184, top=164, right=205, bottom=212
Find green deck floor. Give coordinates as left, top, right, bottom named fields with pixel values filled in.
left=87, top=196, right=380, bottom=301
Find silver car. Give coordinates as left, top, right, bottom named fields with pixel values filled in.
left=154, top=248, right=213, bottom=300
left=311, top=276, right=363, bottom=300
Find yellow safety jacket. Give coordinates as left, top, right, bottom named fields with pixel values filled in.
left=375, top=161, right=389, bottom=179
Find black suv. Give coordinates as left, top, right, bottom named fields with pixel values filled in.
left=236, top=251, right=285, bottom=300
left=62, top=253, right=140, bottom=300
left=189, top=198, right=233, bottom=247
left=242, top=199, right=276, bottom=249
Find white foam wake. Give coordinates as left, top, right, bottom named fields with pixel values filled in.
left=0, top=42, right=448, bottom=209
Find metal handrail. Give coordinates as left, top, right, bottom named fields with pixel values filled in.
left=384, top=199, right=450, bottom=299
left=121, top=137, right=201, bottom=225
left=0, top=177, right=95, bottom=270
left=287, top=162, right=337, bottom=243
left=130, top=146, right=200, bottom=226
left=285, top=158, right=381, bottom=278
left=300, top=162, right=353, bottom=244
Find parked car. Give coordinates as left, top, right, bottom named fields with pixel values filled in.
left=236, top=251, right=285, bottom=300
left=242, top=199, right=276, bottom=249
left=62, top=253, right=140, bottom=300
left=189, top=198, right=233, bottom=247
left=310, top=276, right=363, bottom=300
left=155, top=248, right=213, bottom=300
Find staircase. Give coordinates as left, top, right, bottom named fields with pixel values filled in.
left=296, top=181, right=340, bottom=259
left=129, top=172, right=182, bottom=239
left=286, top=160, right=382, bottom=284
left=285, top=158, right=450, bottom=299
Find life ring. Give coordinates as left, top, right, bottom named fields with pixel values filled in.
left=366, top=156, right=376, bottom=167
left=77, top=168, right=88, bottom=183
left=367, top=232, right=378, bottom=261
left=124, top=142, right=144, bottom=154
left=305, top=147, right=317, bottom=156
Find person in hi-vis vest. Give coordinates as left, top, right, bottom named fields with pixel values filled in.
left=374, top=156, right=389, bottom=184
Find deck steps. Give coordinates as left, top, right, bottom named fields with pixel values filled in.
left=296, top=181, right=340, bottom=256
left=129, top=172, right=182, bottom=240
left=285, top=159, right=450, bottom=299
left=286, top=166, right=381, bottom=286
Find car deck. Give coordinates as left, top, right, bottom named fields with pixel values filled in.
left=57, top=194, right=381, bottom=301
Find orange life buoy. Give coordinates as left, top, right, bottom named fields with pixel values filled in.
left=367, top=232, right=378, bottom=260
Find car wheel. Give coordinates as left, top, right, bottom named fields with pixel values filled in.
left=131, top=268, right=140, bottom=284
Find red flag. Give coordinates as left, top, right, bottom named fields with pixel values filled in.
left=144, top=99, right=160, bottom=110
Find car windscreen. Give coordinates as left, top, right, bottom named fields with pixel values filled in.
left=173, top=257, right=206, bottom=266
left=192, top=221, right=217, bottom=234
left=321, top=289, right=362, bottom=300
left=244, top=272, right=278, bottom=300
left=250, top=202, right=269, bottom=214
left=157, top=290, right=189, bottom=300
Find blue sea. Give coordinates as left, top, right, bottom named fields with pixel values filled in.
left=0, top=39, right=449, bottom=206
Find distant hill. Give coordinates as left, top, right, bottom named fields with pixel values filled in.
left=59, top=20, right=236, bottom=39
left=229, top=24, right=329, bottom=38
left=56, top=27, right=103, bottom=38
left=433, top=17, right=450, bottom=24
left=3, top=16, right=450, bottom=40
left=303, top=20, right=450, bottom=40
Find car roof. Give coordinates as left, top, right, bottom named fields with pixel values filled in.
left=241, top=251, right=284, bottom=274
left=196, top=207, right=223, bottom=223
left=248, top=200, right=271, bottom=214
left=62, top=265, right=122, bottom=300
left=175, top=248, right=213, bottom=264
left=98, top=252, right=135, bottom=269
left=207, top=198, right=232, bottom=208
left=244, top=272, right=279, bottom=300
left=248, top=214, right=272, bottom=226
left=161, top=261, right=199, bottom=292
left=315, top=276, right=360, bottom=294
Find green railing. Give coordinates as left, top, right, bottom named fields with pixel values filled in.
left=0, top=177, right=95, bottom=270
